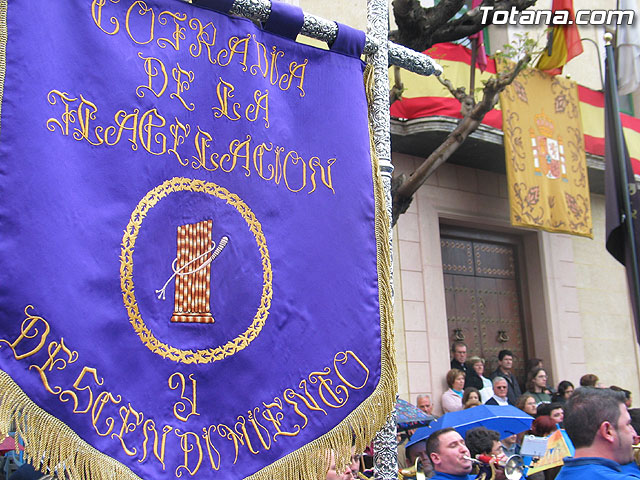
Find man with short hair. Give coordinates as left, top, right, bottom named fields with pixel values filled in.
left=417, top=394, right=434, bottom=416
left=556, top=387, right=640, bottom=479
left=450, top=341, right=468, bottom=374
left=465, top=427, right=507, bottom=480
left=489, top=350, right=521, bottom=405
left=501, top=434, right=519, bottom=457
left=484, top=377, right=509, bottom=406
left=426, top=428, right=474, bottom=480
left=537, top=402, right=565, bottom=426
left=610, top=385, right=632, bottom=407
left=406, top=434, right=430, bottom=468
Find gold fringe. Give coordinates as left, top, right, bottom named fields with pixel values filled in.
left=0, top=370, right=142, bottom=480
left=1, top=3, right=138, bottom=478
left=245, top=64, right=397, bottom=480
left=0, top=11, right=395, bottom=473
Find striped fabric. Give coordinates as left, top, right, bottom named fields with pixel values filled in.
left=390, top=42, right=640, bottom=174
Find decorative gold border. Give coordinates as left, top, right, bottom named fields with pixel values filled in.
left=0, top=369, right=143, bottom=480
left=0, top=5, right=395, bottom=472
left=0, top=0, right=6, bottom=132
left=244, top=64, right=397, bottom=480
left=120, top=177, right=273, bottom=364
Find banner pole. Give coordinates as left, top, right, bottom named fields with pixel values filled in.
left=186, top=0, right=442, bottom=77
left=366, top=1, right=398, bottom=479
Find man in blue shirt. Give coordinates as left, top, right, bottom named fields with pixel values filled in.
left=426, top=427, right=474, bottom=480
left=556, top=387, right=640, bottom=479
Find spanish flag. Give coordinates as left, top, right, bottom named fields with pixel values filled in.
left=389, top=42, right=640, bottom=174
left=536, top=0, right=583, bottom=75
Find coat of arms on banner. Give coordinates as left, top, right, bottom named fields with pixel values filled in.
left=499, top=62, right=592, bottom=237
left=0, top=1, right=395, bottom=479
left=530, top=112, right=568, bottom=182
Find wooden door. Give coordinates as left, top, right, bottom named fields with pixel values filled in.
left=441, top=235, right=527, bottom=383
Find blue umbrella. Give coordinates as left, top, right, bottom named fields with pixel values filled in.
left=426, top=405, right=533, bottom=439
left=395, top=398, right=434, bottom=431
left=406, top=426, right=432, bottom=447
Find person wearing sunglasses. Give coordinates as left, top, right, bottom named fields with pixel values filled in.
left=484, top=377, right=509, bottom=406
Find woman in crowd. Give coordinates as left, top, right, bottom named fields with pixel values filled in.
left=516, top=393, right=538, bottom=416
left=526, top=358, right=543, bottom=372
left=549, top=404, right=564, bottom=426
left=463, top=387, right=481, bottom=409
left=524, top=367, right=552, bottom=404
left=551, top=380, right=574, bottom=403
left=467, top=356, right=494, bottom=403
left=441, top=368, right=465, bottom=413
left=537, top=402, right=564, bottom=427
left=515, top=394, right=540, bottom=448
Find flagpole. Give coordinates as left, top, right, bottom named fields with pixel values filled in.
left=367, top=0, right=399, bottom=477
left=604, top=32, right=640, bottom=342
left=187, top=0, right=442, bottom=76
left=470, top=37, right=478, bottom=93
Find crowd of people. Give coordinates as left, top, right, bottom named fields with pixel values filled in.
left=438, top=341, right=632, bottom=416
left=407, top=387, right=639, bottom=480
left=395, top=342, right=638, bottom=479
left=323, top=341, right=639, bottom=479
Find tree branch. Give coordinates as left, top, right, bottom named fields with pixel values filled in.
left=391, top=0, right=537, bottom=52
left=391, top=53, right=531, bottom=224
left=389, top=66, right=405, bottom=105
left=437, top=75, right=468, bottom=102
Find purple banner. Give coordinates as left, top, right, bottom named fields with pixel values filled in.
left=0, top=1, right=392, bottom=479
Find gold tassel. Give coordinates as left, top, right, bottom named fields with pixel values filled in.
left=0, top=15, right=395, bottom=475
left=245, top=63, right=398, bottom=480
left=0, top=370, right=142, bottom=480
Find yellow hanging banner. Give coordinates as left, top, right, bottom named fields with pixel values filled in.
left=499, top=62, right=593, bottom=237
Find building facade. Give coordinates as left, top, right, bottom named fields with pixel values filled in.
left=297, top=0, right=640, bottom=414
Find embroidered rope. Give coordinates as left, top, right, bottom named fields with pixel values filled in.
left=0, top=0, right=5, bottom=135
left=155, top=235, right=229, bottom=300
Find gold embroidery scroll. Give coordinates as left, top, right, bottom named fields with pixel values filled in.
left=499, top=60, right=593, bottom=237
